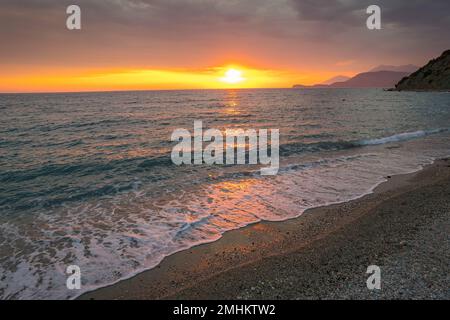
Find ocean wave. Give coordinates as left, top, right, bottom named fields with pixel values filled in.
left=357, top=128, right=449, bottom=146
left=0, top=155, right=174, bottom=210
left=0, top=154, right=172, bottom=184
left=16, top=135, right=447, bottom=300
left=281, top=128, right=449, bottom=156
left=280, top=140, right=355, bottom=155
left=2, top=128, right=447, bottom=210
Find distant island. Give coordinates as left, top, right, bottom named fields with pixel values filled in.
left=293, top=70, right=411, bottom=89
left=394, top=50, right=450, bottom=91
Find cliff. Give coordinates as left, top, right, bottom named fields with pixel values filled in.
left=395, top=50, right=450, bottom=91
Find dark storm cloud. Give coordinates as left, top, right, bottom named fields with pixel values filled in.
left=0, top=0, right=261, bottom=31
left=2, top=0, right=449, bottom=40
left=291, top=0, right=450, bottom=28
left=0, top=0, right=268, bottom=45
left=0, top=0, right=283, bottom=68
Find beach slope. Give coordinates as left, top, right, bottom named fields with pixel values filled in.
left=80, top=159, right=450, bottom=300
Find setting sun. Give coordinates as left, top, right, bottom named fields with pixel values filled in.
left=221, top=68, right=245, bottom=84
left=0, top=65, right=323, bottom=92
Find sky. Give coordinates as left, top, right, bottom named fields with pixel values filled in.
left=1, top=0, right=449, bottom=92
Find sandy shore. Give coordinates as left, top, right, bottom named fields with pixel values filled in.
left=79, top=159, right=450, bottom=300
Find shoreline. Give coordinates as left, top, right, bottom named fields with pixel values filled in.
left=79, top=158, right=450, bottom=300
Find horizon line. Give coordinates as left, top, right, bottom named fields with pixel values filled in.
left=0, top=87, right=300, bottom=95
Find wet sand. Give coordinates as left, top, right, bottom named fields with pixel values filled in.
left=79, top=159, right=450, bottom=300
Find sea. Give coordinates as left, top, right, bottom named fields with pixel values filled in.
left=0, top=88, right=449, bottom=299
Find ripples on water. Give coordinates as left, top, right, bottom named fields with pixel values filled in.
left=0, top=88, right=449, bottom=299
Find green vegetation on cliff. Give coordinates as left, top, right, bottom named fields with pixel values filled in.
left=395, top=50, right=450, bottom=91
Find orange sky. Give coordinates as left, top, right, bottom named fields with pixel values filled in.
left=0, top=65, right=348, bottom=93
left=1, top=1, right=448, bottom=93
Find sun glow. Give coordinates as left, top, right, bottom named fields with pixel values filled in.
left=221, top=68, right=245, bottom=84
left=0, top=64, right=322, bottom=93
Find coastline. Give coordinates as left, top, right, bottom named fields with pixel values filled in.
left=79, top=158, right=450, bottom=300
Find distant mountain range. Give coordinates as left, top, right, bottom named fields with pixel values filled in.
left=369, top=64, right=419, bottom=73
left=319, top=75, right=351, bottom=85
left=394, top=50, right=450, bottom=91
left=293, top=64, right=418, bottom=89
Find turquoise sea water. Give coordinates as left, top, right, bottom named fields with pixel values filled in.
left=0, top=88, right=449, bottom=299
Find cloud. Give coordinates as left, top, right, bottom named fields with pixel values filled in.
left=0, top=0, right=449, bottom=75
left=335, top=60, right=355, bottom=67
left=290, top=0, right=450, bottom=29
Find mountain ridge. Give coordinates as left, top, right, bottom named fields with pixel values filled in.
left=319, top=75, right=351, bottom=85
left=394, top=50, right=450, bottom=91
left=370, top=64, right=418, bottom=73
left=293, top=70, right=409, bottom=89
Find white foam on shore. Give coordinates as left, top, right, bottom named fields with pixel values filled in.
left=358, top=128, right=448, bottom=146
left=0, top=134, right=449, bottom=300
